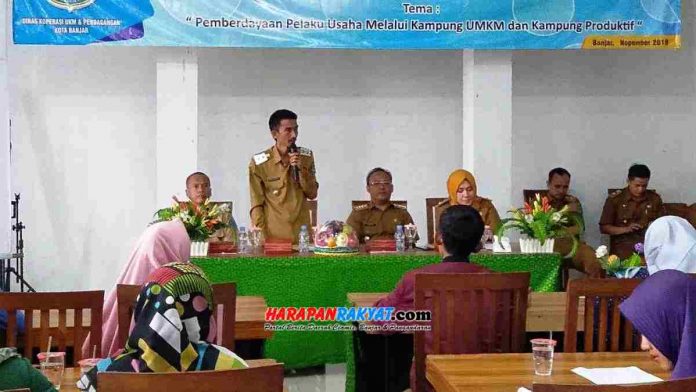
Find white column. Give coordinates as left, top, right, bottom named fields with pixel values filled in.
left=0, top=0, right=11, bottom=253
left=156, top=50, right=198, bottom=207
left=462, top=51, right=513, bottom=213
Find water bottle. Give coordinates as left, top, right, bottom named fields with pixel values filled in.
left=395, top=225, right=405, bottom=252
left=238, top=226, right=251, bottom=254
left=298, top=225, right=310, bottom=254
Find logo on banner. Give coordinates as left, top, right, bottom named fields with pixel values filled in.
left=47, top=0, right=95, bottom=12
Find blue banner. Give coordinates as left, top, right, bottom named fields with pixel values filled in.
left=13, top=0, right=681, bottom=49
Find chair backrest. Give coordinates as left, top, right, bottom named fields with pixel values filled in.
left=414, top=272, right=530, bottom=392
left=117, top=282, right=236, bottom=350
left=425, top=197, right=448, bottom=246
left=306, top=199, right=318, bottom=227
left=97, top=364, right=284, bottom=392
left=563, top=278, right=642, bottom=353
left=523, top=189, right=548, bottom=204
left=0, top=291, right=103, bottom=366
left=533, top=378, right=696, bottom=391
left=350, top=200, right=408, bottom=210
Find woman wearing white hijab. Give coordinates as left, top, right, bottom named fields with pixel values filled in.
left=645, top=216, right=696, bottom=274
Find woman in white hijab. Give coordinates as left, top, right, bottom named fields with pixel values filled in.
left=645, top=216, right=696, bottom=274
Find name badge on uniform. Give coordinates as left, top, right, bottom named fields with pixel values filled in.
left=253, top=152, right=270, bottom=165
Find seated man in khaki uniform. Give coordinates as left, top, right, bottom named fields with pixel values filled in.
left=600, top=164, right=663, bottom=259
left=185, top=171, right=238, bottom=241
left=545, top=167, right=602, bottom=277
left=249, top=109, right=319, bottom=243
left=346, top=168, right=416, bottom=243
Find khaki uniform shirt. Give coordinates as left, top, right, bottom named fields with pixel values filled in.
left=346, top=202, right=416, bottom=243
left=548, top=194, right=585, bottom=237
left=599, top=188, right=663, bottom=258
left=249, top=145, right=319, bottom=242
left=434, top=197, right=501, bottom=239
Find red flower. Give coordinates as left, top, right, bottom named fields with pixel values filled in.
left=523, top=202, right=533, bottom=215
left=541, top=197, right=551, bottom=212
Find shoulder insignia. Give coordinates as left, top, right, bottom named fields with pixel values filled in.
left=565, top=195, right=580, bottom=204
left=299, top=147, right=312, bottom=157
left=253, top=152, right=270, bottom=165
left=394, top=203, right=407, bottom=209
left=609, top=189, right=623, bottom=198
left=353, top=203, right=369, bottom=211
left=479, top=197, right=493, bottom=205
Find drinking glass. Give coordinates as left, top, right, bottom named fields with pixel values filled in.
left=38, top=352, right=65, bottom=390
left=530, top=338, right=556, bottom=376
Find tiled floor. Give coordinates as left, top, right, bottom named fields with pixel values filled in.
left=285, top=363, right=347, bottom=392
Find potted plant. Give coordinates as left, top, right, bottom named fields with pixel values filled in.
left=154, top=199, right=228, bottom=256
left=595, top=244, right=644, bottom=279
left=495, top=193, right=581, bottom=257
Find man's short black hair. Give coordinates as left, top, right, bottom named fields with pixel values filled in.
left=268, top=109, right=298, bottom=131
left=548, top=167, right=571, bottom=182
left=366, top=167, right=392, bottom=185
left=186, top=172, right=209, bottom=187
left=628, top=164, right=651, bottom=180
left=438, top=205, right=485, bottom=258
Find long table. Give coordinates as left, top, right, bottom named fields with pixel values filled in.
left=194, top=251, right=561, bottom=369
left=427, top=352, right=670, bottom=392
left=346, top=291, right=585, bottom=392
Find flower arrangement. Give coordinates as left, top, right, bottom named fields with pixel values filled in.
left=595, top=243, right=644, bottom=278
left=154, top=198, right=228, bottom=242
left=495, top=193, right=581, bottom=257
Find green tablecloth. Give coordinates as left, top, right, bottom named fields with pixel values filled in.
left=193, top=251, right=561, bottom=370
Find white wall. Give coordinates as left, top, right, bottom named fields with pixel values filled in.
left=1, top=0, right=11, bottom=255
left=511, top=1, right=696, bottom=248
left=8, top=46, right=159, bottom=290
left=197, top=49, right=463, bottom=234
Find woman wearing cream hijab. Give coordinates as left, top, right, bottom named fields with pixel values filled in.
left=644, top=216, right=696, bottom=274
left=434, top=169, right=501, bottom=244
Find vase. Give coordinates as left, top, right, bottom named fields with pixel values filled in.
left=519, top=238, right=555, bottom=253
left=610, top=267, right=643, bottom=279
left=191, top=241, right=209, bottom=257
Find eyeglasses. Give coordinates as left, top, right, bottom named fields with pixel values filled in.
left=368, top=181, right=393, bottom=187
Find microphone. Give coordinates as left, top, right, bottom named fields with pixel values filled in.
left=288, top=143, right=300, bottom=183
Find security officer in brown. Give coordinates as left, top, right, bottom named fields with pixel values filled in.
left=600, top=164, right=663, bottom=259
left=346, top=168, right=416, bottom=243
left=249, top=109, right=319, bottom=243
left=545, top=167, right=602, bottom=277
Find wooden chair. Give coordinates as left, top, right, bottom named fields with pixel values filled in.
left=414, top=272, right=530, bottom=392
left=523, top=189, right=549, bottom=204
left=117, top=282, right=236, bottom=350
left=97, top=364, right=284, bottom=392
left=306, top=199, right=318, bottom=227
left=0, top=291, right=103, bottom=366
left=425, top=197, right=447, bottom=247
left=533, top=377, right=696, bottom=391
left=564, top=278, right=642, bottom=353
left=351, top=200, right=407, bottom=209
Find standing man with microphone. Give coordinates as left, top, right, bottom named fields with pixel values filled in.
left=249, top=109, right=319, bottom=243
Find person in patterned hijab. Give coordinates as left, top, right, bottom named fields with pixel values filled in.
left=78, top=262, right=247, bottom=391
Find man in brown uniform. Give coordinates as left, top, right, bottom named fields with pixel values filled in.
left=600, top=164, right=663, bottom=259
left=544, top=168, right=602, bottom=277
left=346, top=168, right=416, bottom=243
left=249, top=109, right=319, bottom=243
